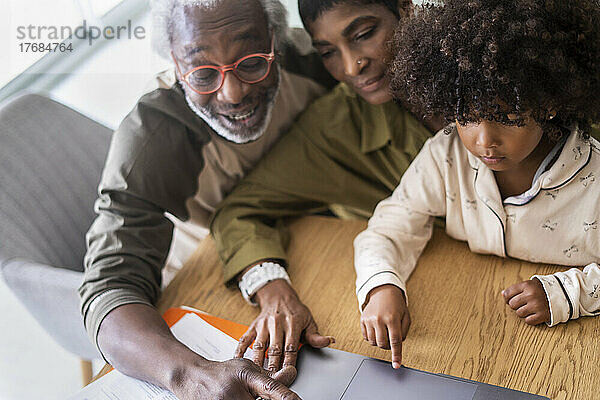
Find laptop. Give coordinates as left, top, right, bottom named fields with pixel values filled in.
left=290, top=347, right=549, bottom=400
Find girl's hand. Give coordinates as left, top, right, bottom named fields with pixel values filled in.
left=502, top=278, right=551, bottom=325
left=360, top=285, right=411, bottom=369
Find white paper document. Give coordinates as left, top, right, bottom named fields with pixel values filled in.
left=68, top=313, right=244, bottom=400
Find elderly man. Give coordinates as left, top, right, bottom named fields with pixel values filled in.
left=79, top=0, right=333, bottom=398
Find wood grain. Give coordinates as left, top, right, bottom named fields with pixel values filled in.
left=158, top=216, right=599, bottom=399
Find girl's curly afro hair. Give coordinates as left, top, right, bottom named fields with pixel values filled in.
left=389, top=0, right=600, bottom=139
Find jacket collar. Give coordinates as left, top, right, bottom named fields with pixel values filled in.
left=360, top=101, right=397, bottom=153
left=537, top=128, right=592, bottom=190
left=466, top=126, right=592, bottom=190
left=464, top=125, right=592, bottom=217
left=338, top=84, right=398, bottom=153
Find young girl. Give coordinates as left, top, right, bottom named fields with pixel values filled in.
left=354, top=0, right=600, bottom=369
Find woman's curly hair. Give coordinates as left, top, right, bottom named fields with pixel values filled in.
left=389, top=0, right=600, bottom=139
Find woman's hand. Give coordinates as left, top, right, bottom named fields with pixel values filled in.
left=235, top=279, right=334, bottom=372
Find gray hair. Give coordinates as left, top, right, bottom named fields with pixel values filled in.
left=151, top=0, right=289, bottom=60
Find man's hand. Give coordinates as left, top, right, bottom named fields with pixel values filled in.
left=502, top=278, right=550, bottom=325
left=171, top=358, right=301, bottom=400
left=235, top=279, right=334, bottom=372
left=361, top=284, right=411, bottom=369
left=98, top=304, right=300, bottom=400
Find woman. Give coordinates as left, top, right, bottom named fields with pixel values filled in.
left=300, top=0, right=407, bottom=105
left=212, top=0, right=441, bottom=374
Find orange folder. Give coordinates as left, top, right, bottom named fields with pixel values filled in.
left=162, top=306, right=249, bottom=342
left=104, top=307, right=249, bottom=374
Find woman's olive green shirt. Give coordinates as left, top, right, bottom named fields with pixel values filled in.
left=211, top=83, right=433, bottom=282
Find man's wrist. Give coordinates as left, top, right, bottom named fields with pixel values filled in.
left=96, top=303, right=210, bottom=392
left=165, top=348, right=213, bottom=394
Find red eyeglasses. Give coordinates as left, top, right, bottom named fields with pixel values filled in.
left=172, top=36, right=275, bottom=95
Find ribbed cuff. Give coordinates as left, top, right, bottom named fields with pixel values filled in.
left=532, top=274, right=571, bottom=327
left=84, top=288, right=153, bottom=361
left=222, top=238, right=288, bottom=283
left=356, top=270, right=407, bottom=312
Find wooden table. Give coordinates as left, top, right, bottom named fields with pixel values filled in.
left=158, top=216, right=599, bottom=400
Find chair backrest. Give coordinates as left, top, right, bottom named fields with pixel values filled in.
left=2, top=258, right=103, bottom=360
left=0, top=94, right=112, bottom=270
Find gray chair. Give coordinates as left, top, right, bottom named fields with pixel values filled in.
left=0, top=93, right=111, bottom=382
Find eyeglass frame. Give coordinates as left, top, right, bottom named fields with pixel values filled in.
left=171, top=34, right=276, bottom=95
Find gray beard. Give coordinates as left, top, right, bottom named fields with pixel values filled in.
left=183, top=67, right=280, bottom=144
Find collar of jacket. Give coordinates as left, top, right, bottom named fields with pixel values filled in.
left=463, top=125, right=593, bottom=210
left=338, top=83, right=401, bottom=153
